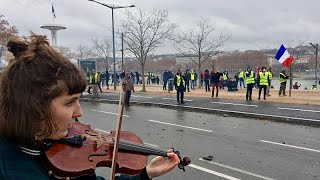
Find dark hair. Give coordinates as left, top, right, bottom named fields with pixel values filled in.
left=0, top=33, right=87, bottom=146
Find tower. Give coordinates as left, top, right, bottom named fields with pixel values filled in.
left=40, top=24, right=66, bottom=47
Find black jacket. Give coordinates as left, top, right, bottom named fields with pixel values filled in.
left=210, top=72, right=223, bottom=84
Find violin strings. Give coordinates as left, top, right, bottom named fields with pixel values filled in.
left=59, top=137, right=169, bottom=156
left=76, top=140, right=168, bottom=156
left=119, top=139, right=167, bottom=152
left=118, top=142, right=167, bottom=156
left=80, top=141, right=167, bottom=156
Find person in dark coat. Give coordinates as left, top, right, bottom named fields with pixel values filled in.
left=163, top=70, right=169, bottom=90
left=204, top=69, right=211, bottom=92
left=184, top=69, right=191, bottom=92
left=123, top=71, right=135, bottom=107
left=135, top=71, right=140, bottom=84
left=210, top=68, right=223, bottom=97
left=105, top=70, right=110, bottom=89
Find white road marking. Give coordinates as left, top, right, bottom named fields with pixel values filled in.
left=136, top=102, right=320, bottom=123
left=148, top=120, right=213, bottom=133
left=212, top=102, right=258, bottom=107
left=276, top=133, right=320, bottom=142
left=277, top=107, right=320, bottom=113
left=131, top=95, right=153, bottom=99
left=199, top=158, right=276, bottom=180
left=162, top=97, right=193, bottom=102
left=91, top=110, right=130, bottom=117
left=102, top=93, right=119, bottom=96
left=189, top=164, right=241, bottom=180
left=260, top=140, right=320, bottom=153
left=94, top=129, right=159, bottom=147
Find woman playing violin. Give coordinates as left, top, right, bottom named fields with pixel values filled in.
left=0, top=34, right=180, bottom=179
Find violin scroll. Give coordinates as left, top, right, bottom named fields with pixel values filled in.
left=172, top=148, right=191, bottom=172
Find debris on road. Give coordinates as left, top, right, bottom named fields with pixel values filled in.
left=202, top=155, right=214, bottom=161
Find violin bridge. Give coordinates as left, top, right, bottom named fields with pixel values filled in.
left=96, top=133, right=102, bottom=148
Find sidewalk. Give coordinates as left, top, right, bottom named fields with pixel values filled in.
left=103, top=84, right=320, bottom=106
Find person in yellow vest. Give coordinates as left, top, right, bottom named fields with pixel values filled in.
left=266, top=67, right=273, bottom=96
left=87, top=69, right=96, bottom=94
left=310, top=85, right=317, bottom=91
left=279, top=70, right=290, bottom=96
left=220, top=71, right=229, bottom=89
left=147, top=72, right=151, bottom=85
left=190, top=69, right=196, bottom=90
left=95, top=72, right=103, bottom=93
left=238, top=69, right=246, bottom=88
left=257, top=67, right=269, bottom=100
left=174, top=69, right=186, bottom=105
left=245, top=66, right=255, bottom=100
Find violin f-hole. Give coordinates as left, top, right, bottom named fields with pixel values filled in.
left=88, top=149, right=109, bottom=162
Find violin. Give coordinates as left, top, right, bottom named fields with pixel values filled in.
left=43, top=122, right=191, bottom=179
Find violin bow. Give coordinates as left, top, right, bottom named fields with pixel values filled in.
left=109, top=81, right=128, bottom=180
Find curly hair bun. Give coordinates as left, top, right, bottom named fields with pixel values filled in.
left=7, top=33, right=50, bottom=61
left=7, top=38, right=28, bottom=58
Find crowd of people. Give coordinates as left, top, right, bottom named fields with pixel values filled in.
left=168, top=66, right=292, bottom=103
left=85, top=64, right=318, bottom=105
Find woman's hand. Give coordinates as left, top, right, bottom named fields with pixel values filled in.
left=146, top=149, right=180, bottom=179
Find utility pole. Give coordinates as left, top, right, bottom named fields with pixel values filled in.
left=121, top=33, right=124, bottom=71
left=310, top=43, right=318, bottom=88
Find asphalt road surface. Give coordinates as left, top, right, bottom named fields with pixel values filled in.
left=81, top=92, right=320, bottom=126
left=78, top=102, right=320, bottom=180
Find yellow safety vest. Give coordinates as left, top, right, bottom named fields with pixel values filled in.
left=267, top=71, right=272, bottom=80
left=191, top=73, right=195, bottom=80
left=245, top=71, right=255, bottom=84
left=238, top=71, right=244, bottom=78
left=95, top=73, right=99, bottom=83
left=89, top=75, right=93, bottom=84
left=279, top=73, right=287, bottom=84
left=176, top=75, right=185, bottom=87
left=223, top=73, right=228, bottom=80
left=310, top=86, right=317, bottom=91
left=259, top=72, right=269, bottom=86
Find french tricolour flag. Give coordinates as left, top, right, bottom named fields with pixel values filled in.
left=275, top=45, right=294, bottom=67
left=52, top=4, right=56, bottom=18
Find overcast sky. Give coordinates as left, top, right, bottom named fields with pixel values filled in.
left=1, top=0, right=320, bottom=54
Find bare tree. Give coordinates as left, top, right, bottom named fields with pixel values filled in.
left=91, top=37, right=111, bottom=70
left=74, top=44, right=94, bottom=60
left=0, top=15, right=18, bottom=60
left=121, top=9, right=177, bottom=92
left=57, top=46, right=75, bottom=60
left=174, top=18, right=230, bottom=88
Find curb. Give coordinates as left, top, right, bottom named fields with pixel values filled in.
left=80, top=97, right=320, bottom=127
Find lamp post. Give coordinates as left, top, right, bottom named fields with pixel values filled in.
left=310, top=43, right=318, bottom=88
left=121, top=32, right=124, bottom=71
left=89, top=0, right=135, bottom=90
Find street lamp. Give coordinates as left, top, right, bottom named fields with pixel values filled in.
left=310, top=43, right=319, bottom=88
left=89, top=0, right=135, bottom=90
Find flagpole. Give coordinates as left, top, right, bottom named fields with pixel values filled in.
left=289, top=64, right=293, bottom=97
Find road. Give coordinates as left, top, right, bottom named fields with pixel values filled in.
left=78, top=102, right=320, bottom=180
left=81, top=92, right=320, bottom=126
